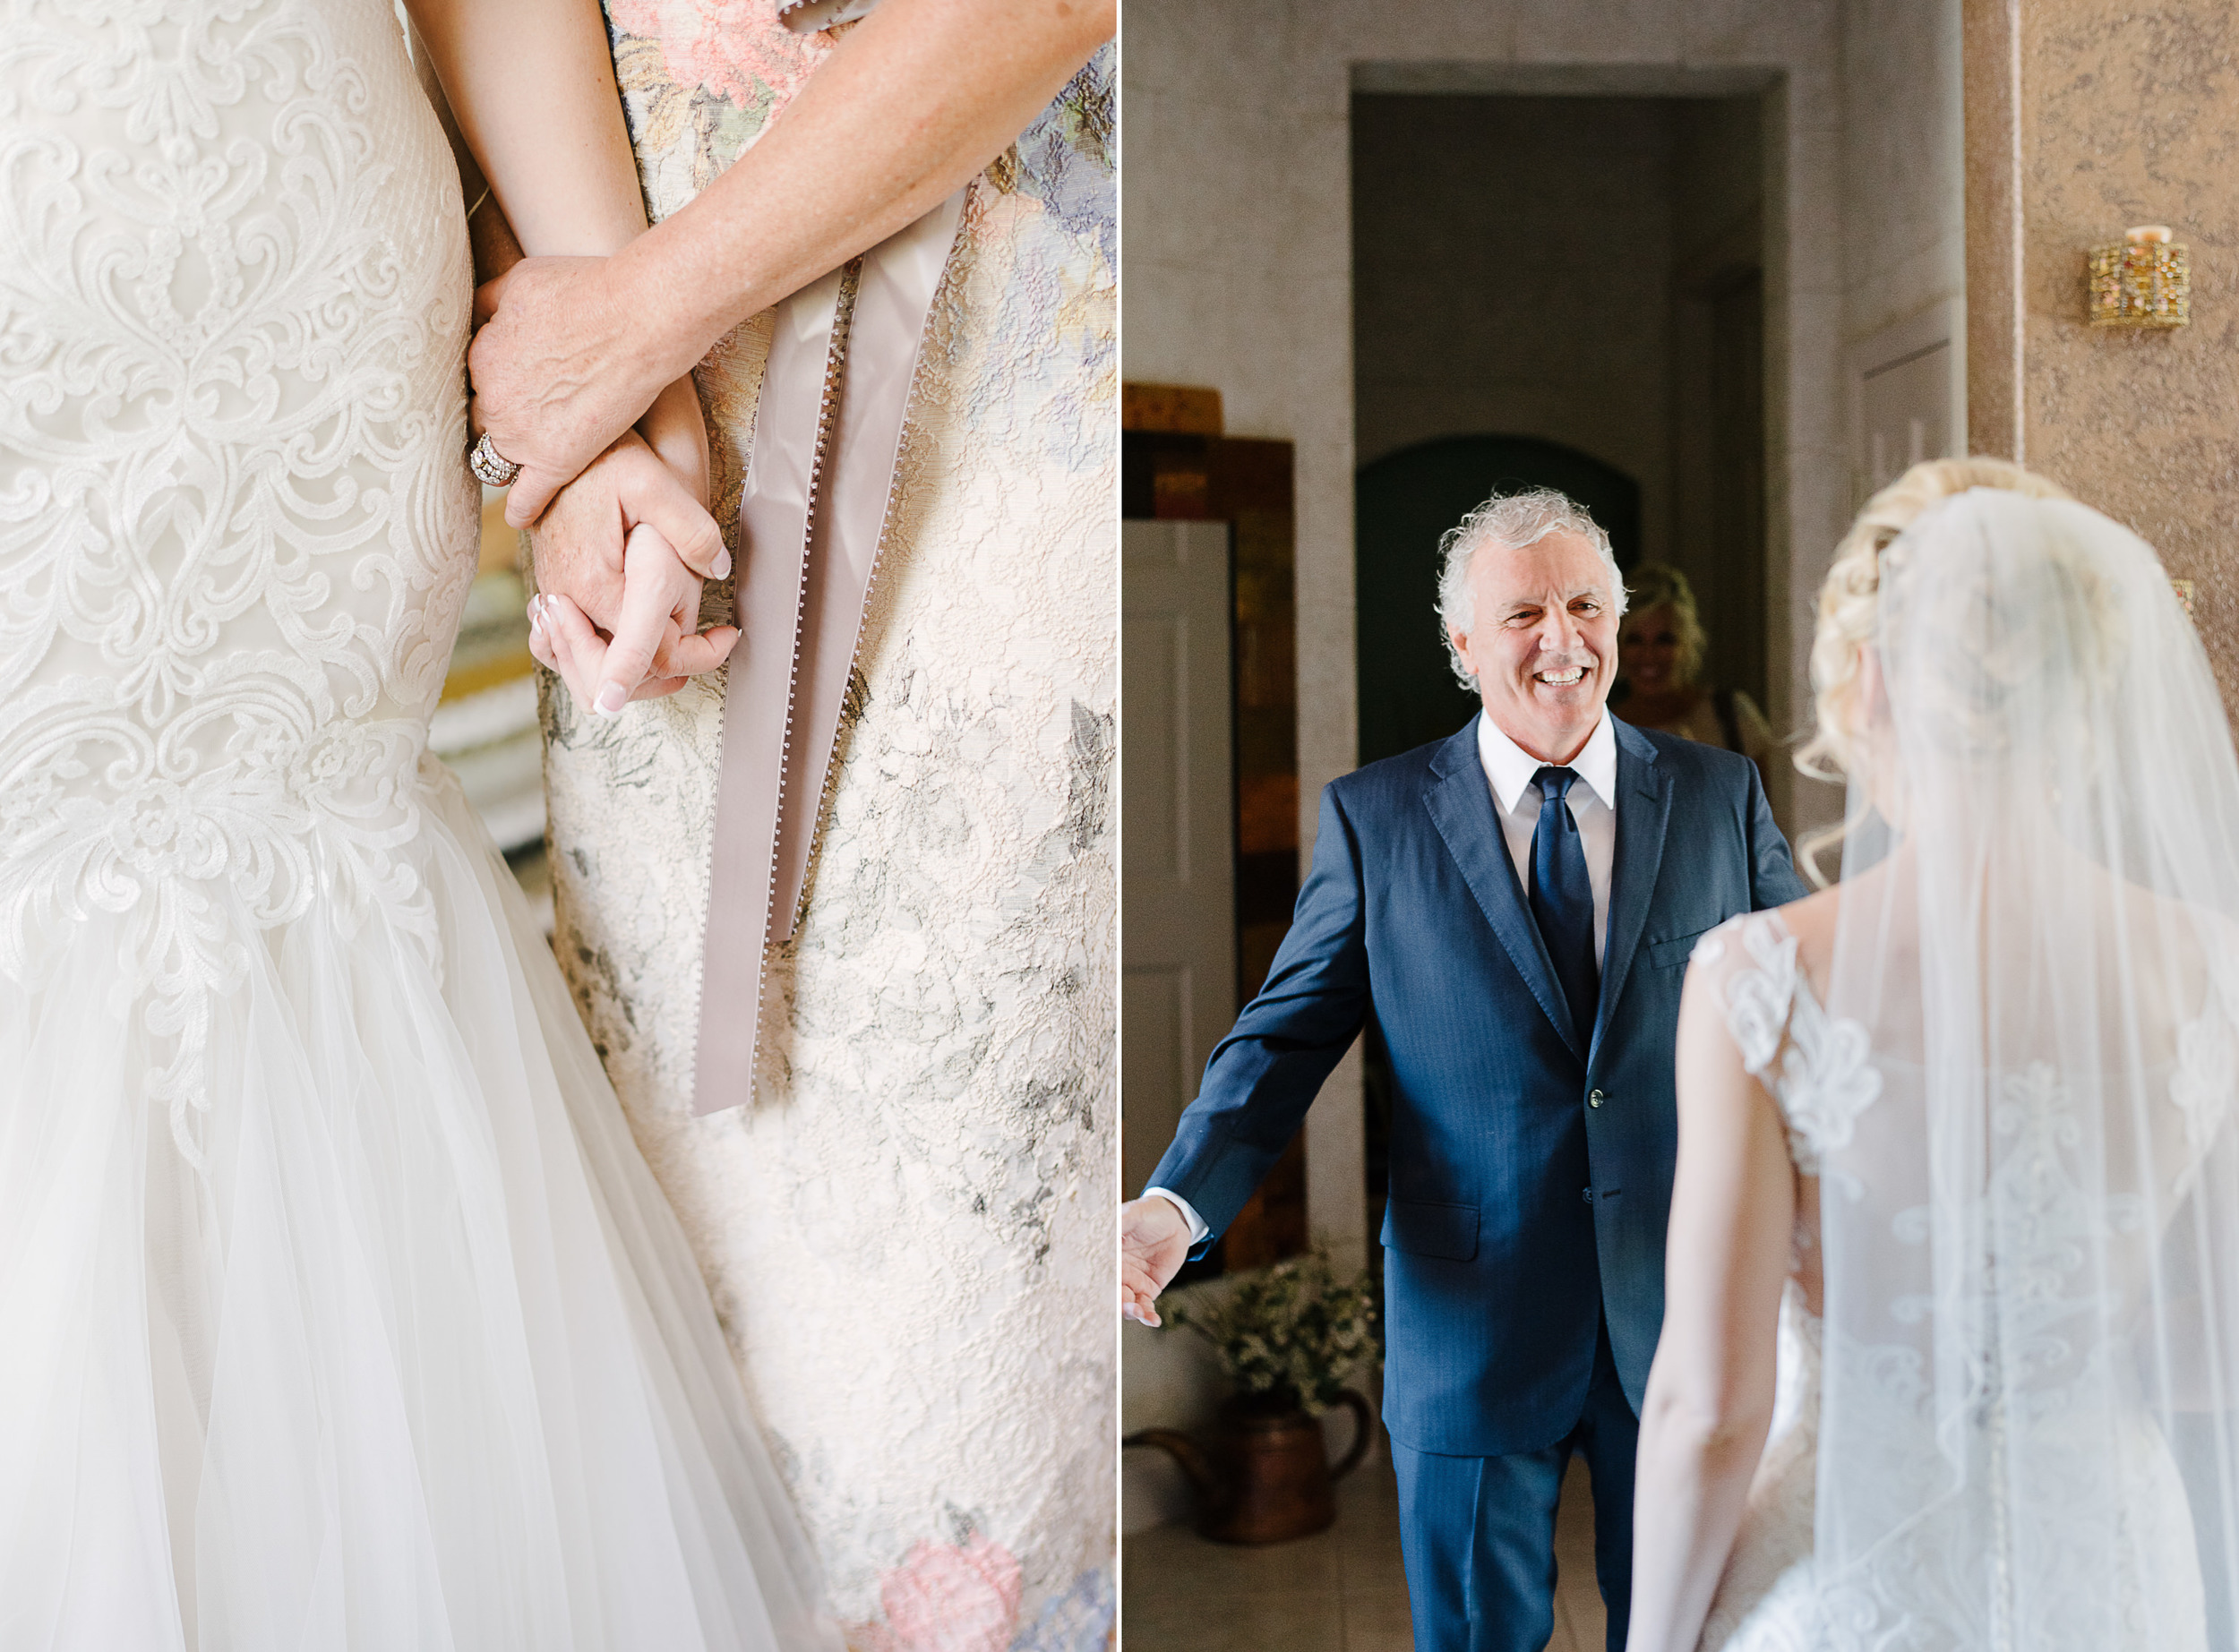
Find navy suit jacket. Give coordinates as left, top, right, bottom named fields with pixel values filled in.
left=1146, top=715, right=1806, bottom=1458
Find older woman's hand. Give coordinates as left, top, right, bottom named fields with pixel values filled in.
left=470, top=254, right=680, bottom=527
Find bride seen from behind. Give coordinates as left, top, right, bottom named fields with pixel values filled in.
left=1628, top=458, right=2239, bottom=1650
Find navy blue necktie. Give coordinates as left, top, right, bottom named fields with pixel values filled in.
left=1530, top=766, right=1600, bottom=1043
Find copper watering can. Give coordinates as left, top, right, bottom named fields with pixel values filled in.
left=1125, top=1389, right=1375, bottom=1545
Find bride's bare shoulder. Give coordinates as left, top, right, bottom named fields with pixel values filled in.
left=1764, top=871, right=1856, bottom=992
left=1681, top=879, right=1850, bottom=1020
left=2097, top=868, right=2239, bottom=1010
left=1772, top=878, right=1847, bottom=947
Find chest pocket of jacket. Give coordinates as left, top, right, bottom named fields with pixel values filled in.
left=1644, top=926, right=1714, bottom=972
left=1382, top=1198, right=1480, bottom=1262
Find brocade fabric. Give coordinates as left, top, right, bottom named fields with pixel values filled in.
left=536, top=9, right=1119, bottom=1643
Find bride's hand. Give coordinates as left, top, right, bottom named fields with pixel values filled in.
left=470, top=255, right=676, bottom=528
left=530, top=524, right=733, bottom=715
left=522, top=424, right=738, bottom=714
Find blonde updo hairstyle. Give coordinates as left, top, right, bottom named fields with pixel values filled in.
left=1619, top=563, right=1710, bottom=689
left=1794, top=457, right=2076, bottom=881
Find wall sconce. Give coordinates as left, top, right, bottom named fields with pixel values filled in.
left=2089, top=226, right=2190, bottom=328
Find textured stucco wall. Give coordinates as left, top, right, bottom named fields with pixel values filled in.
left=1965, top=0, right=2239, bottom=717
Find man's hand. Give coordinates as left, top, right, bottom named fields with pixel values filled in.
left=471, top=256, right=674, bottom=526
left=1120, top=1196, right=1192, bottom=1327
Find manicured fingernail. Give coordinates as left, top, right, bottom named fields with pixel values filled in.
left=593, top=682, right=627, bottom=717
left=712, top=549, right=733, bottom=580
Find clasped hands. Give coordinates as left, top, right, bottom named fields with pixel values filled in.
left=468, top=255, right=735, bottom=715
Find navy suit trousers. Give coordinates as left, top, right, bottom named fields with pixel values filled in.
left=1390, top=1319, right=1636, bottom=1652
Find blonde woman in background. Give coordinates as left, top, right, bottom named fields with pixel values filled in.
left=1614, top=563, right=1777, bottom=777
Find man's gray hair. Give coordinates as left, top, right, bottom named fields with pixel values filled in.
left=1437, top=487, right=1628, bottom=690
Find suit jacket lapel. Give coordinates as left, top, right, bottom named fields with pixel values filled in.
left=1424, top=719, right=1582, bottom=1056
left=1591, top=718, right=1672, bottom=1060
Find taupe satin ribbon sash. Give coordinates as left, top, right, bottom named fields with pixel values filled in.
left=691, top=189, right=967, bottom=1115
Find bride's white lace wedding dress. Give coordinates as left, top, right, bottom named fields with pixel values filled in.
left=1691, top=909, right=2215, bottom=1652
left=0, top=4, right=835, bottom=1648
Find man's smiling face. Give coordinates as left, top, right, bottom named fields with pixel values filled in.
left=1446, top=529, right=1621, bottom=766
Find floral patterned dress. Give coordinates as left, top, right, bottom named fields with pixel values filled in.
left=535, top=9, right=1117, bottom=1649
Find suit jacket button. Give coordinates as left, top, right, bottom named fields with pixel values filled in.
left=1588, top=1089, right=1606, bottom=1108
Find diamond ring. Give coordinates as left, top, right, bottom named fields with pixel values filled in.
left=469, top=432, right=521, bottom=488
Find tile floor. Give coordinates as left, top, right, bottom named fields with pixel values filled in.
left=1121, top=1452, right=1609, bottom=1652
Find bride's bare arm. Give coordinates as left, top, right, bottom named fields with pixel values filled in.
left=401, top=0, right=645, bottom=259
left=1626, top=964, right=1797, bottom=1652
left=468, top=0, right=1116, bottom=524
left=404, top=0, right=733, bottom=709
left=403, top=0, right=722, bottom=563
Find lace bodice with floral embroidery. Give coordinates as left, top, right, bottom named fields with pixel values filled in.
left=1694, top=905, right=2237, bottom=1196
left=0, top=0, right=478, bottom=1160
left=1689, top=907, right=2228, bottom=1652
left=1692, top=910, right=1881, bottom=1181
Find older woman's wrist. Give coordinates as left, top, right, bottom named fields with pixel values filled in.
left=607, top=235, right=727, bottom=398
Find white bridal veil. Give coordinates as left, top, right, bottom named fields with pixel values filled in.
left=1811, top=486, right=2239, bottom=1649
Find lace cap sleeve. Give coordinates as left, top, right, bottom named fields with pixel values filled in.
left=2173, top=937, right=2239, bottom=1152
left=1693, top=912, right=1799, bottom=1082
left=1694, top=911, right=1879, bottom=1176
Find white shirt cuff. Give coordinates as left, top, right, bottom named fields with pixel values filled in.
left=1143, top=1186, right=1210, bottom=1245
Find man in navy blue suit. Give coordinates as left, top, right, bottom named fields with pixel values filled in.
left=1120, top=489, right=1804, bottom=1651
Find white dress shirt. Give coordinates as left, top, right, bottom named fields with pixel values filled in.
left=1475, top=711, right=1617, bottom=965
left=1144, top=714, right=1622, bottom=1246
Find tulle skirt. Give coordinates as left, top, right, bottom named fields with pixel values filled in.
left=0, top=773, right=839, bottom=1652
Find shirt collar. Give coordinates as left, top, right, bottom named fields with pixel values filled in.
left=1475, top=710, right=1617, bottom=817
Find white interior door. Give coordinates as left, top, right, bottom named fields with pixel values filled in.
left=1121, top=520, right=1236, bottom=1202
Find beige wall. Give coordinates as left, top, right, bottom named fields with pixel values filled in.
left=1965, top=0, right=2239, bottom=714
left=1843, top=0, right=1968, bottom=350
left=1799, top=0, right=1969, bottom=843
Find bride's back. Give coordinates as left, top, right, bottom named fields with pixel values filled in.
left=1749, top=469, right=2239, bottom=1650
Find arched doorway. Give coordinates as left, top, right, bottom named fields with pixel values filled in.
left=1354, top=434, right=1643, bottom=767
